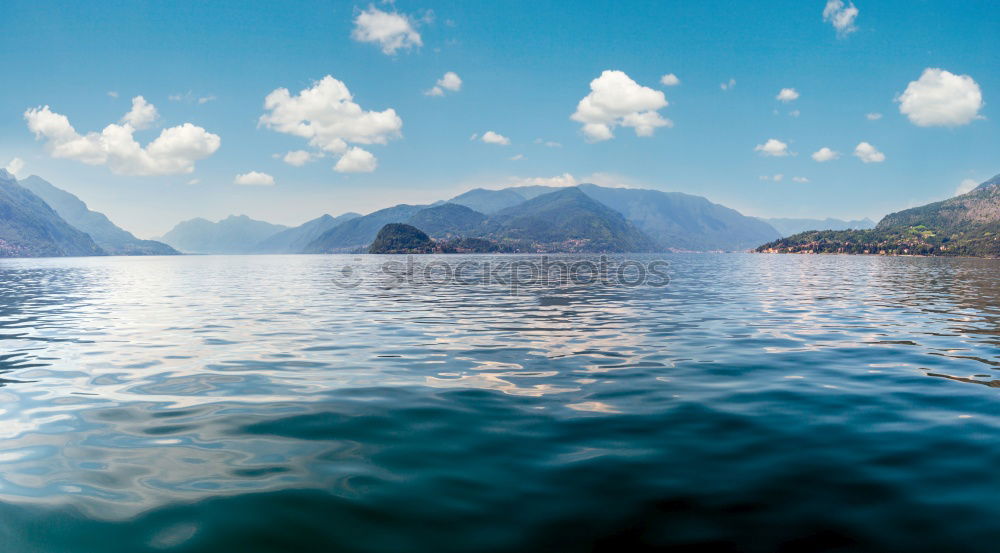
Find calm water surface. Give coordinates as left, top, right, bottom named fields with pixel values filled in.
left=0, top=254, right=997, bottom=552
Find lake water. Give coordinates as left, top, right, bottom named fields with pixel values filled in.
left=0, top=254, right=997, bottom=552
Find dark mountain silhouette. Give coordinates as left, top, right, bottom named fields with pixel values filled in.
left=368, top=224, right=434, bottom=254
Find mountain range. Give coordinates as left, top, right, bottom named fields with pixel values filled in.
left=19, top=176, right=177, bottom=255
left=758, top=174, right=1000, bottom=257
left=18, top=170, right=976, bottom=258
left=0, top=170, right=105, bottom=258
left=159, top=215, right=289, bottom=254
left=300, top=183, right=781, bottom=254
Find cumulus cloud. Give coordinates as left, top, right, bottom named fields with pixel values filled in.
left=955, top=178, right=978, bottom=196
left=776, top=88, right=799, bottom=102
left=282, top=150, right=320, bottom=166
left=754, top=138, right=790, bottom=157
left=480, top=131, right=510, bottom=145
left=660, top=73, right=680, bottom=86
left=720, top=78, right=736, bottom=91
left=334, top=147, right=377, bottom=173
left=4, top=157, right=25, bottom=177
left=792, top=176, right=810, bottom=183
left=107, top=91, right=119, bottom=99
left=866, top=112, right=883, bottom=120
left=351, top=5, right=422, bottom=55
left=259, top=75, right=402, bottom=173
left=896, top=68, right=984, bottom=127
left=510, top=173, right=578, bottom=187
left=234, top=171, right=275, bottom=186
left=24, top=99, right=220, bottom=176
left=854, top=142, right=885, bottom=163
left=823, top=0, right=858, bottom=36
left=121, top=96, right=158, bottom=129
left=571, top=70, right=671, bottom=142
left=811, top=147, right=839, bottom=162
left=759, top=174, right=785, bottom=182
left=426, top=71, right=462, bottom=96
left=510, top=154, right=524, bottom=161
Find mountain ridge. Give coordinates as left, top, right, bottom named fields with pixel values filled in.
left=19, top=175, right=178, bottom=255
left=0, top=170, right=105, bottom=258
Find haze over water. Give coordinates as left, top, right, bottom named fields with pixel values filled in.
left=0, top=254, right=997, bottom=552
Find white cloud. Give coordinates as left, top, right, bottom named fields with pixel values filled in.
left=283, top=150, right=320, bottom=166
left=776, top=88, right=799, bottom=102
left=168, top=91, right=216, bottom=105
left=334, top=147, right=378, bottom=173
left=510, top=154, right=524, bottom=161
left=534, top=138, right=562, bottom=147
left=811, top=147, right=839, bottom=162
left=823, top=0, right=858, bottom=36
left=789, top=109, right=801, bottom=117
left=660, top=73, right=680, bottom=86
left=438, top=71, right=461, bottom=91
left=854, top=142, right=885, bottom=163
left=234, top=171, right=275, bottom=186
left=510, top=173, right=578, bottom=187
left=259, top=75, right=402, bottom=173
left=480, top=130, right=510, bottom=145
left=720, top=78, right=736, bottom=91
left=866, top=112, right=882, bottom=120
left=759, top=174, right=785, bottom=182
left=897, top=68, right=984, bottom=127
left=121, top=96, right=158, bottom=129
left=754, top=138, right=790, bottom=157
left=5, top=157, right=25, bottom=177
left=187, top=178, right=199, bottom=185
left=351, top=5, right=422, bottom=55
left=792, top=176, right=810, bottom=183
left=107, top=91, right=119, bottom=99
left=571, top=70, right=671, bottom=142
left=956, top=178, right=978, bottom=196
left=24, top=99, right=220, bottom=176
left=425, top=73, right=461, bottom=97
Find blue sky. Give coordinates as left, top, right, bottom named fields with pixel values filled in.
left=1, top=0, right=997, bottom=237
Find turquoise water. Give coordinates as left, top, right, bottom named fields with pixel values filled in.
left=0, top=254, right=997, bottom=552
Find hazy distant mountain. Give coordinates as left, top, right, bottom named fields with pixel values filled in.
left=0, top=169, right=104, bottom=258
left=449, top=188, right=528, bottom=214
left=484, top=187, right=656, bottom=252
left=762, top=217, right=876, bottom=237
left=160, top=215, right=287, bottom=254
left=18, top=175, right=177, bottom=255
left=407, top=203, right=488, bottom=238
left=575, top=184, right=781, bottom=251
left=252, top=213, right=360, bottom=254
left=304, top=204, right=427, bottom=253
left=759, top=174, right=1000, bottom=257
